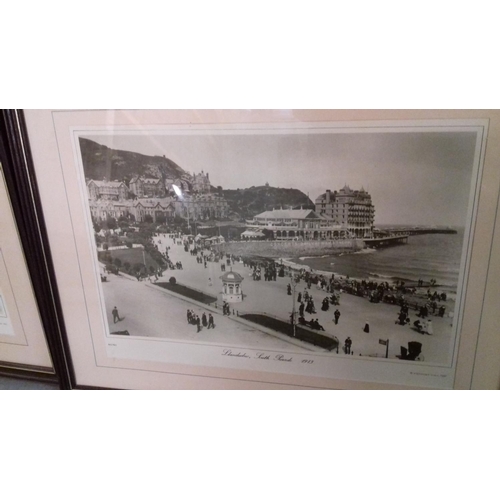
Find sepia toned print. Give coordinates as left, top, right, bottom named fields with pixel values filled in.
left=78, top=125, right=480, bottom=368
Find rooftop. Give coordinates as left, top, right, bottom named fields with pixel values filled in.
left=220, top=271, right=244, bottom=282
left=254, top=209, right=323, bottom=220
left=88, top=180, right=126, bottom=188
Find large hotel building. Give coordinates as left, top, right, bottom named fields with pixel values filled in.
left=315, top=185, right=375, bottom=238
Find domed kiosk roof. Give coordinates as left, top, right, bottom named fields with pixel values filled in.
left=219, top=271, right=244, bottom=283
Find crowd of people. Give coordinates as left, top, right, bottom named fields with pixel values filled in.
left=186, top=308, right=215, bottom=332
left=151, top=232, right=449, bottom=352
left=152, top=236, right=185, bottom=272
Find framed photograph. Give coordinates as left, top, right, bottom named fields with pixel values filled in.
left=19, top=110, right=500, bottom=389
left=0, top=146, right=55, bottom=378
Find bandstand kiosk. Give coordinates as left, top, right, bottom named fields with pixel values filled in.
left=220, top=271, right=244, bottom=303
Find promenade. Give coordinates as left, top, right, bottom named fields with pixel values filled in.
left=149, top=234, right=456, bottom=364
left=102, top=271, right=308, bottom=351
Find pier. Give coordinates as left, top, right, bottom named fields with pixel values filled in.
left=363, top=235, right=408, bottom=248
left=378, top=228, right=458, bottom=236
left=364, top=227, right=457, bottom=249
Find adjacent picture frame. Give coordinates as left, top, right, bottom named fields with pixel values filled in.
left=16, top=109, right=500, bottom=389
left=0, top=115, right=65, bottom=383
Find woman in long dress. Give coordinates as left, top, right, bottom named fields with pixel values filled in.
left=426, top=319, right=433, bottom=335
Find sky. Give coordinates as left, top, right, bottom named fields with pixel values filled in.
left=82, top=127, right=479, bottom=226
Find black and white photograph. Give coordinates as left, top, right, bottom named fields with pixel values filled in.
left=74, top=121, right=483, bottom=382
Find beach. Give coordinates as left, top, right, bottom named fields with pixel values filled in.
left=137, top=234, right=458, bottom=365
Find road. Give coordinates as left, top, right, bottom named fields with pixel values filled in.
left=101, top=270, right=309, bottom=351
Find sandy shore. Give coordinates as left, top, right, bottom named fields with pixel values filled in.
left=277, top=257, right=455, bottom=311
left=150, top=234, right=457, bottom=365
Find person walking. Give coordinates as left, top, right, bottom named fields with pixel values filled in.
left=208, top=314, right=215, bottom=329
left=196, top=315, right=202, bottom=333
left=345, top=337, right=352, bottom=354
left=333, top=309, right=341, bottom=325
left=112, top=306, right=121, bottom=323
left=426, top=319, right=433, bottom=335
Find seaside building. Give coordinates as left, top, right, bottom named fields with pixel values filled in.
left=89, top=198, right=175, bottom=223
left=89, top=199, right=134, bottom=220
left=315, top=185, right=375, bottom=238
left=87, top=179, right=128, bottom=201
left=191, top=171, right=211, bottom=193
left=132, top=198, right=175, bottom=222
left=172, top=193, right=229, bottom=221
left=247, top=208, right=347, bottom=240
left=86, top=164, right=226, bottom=224
left=88, top=192, right=228, bottom=223
left=165, top=176, right=190, bottom=193
left=129, top=176, right=166, bottom=198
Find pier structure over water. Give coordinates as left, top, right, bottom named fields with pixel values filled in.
left=364, top=227, right=458, bottom=249
left=363, top=235, right=409, bottom=248
left=381, top=227, right=458, bottom=236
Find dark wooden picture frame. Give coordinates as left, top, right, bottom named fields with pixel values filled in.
left=1, top=110, right=72, bottom=388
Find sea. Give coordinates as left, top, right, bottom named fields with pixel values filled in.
left=290, top=228, right=465, bottom=295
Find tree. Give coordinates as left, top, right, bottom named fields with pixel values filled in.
left=92, top=217, right=102, bottom=232
left=114, top=258, right=122, bottom=268
left=118, top=219, right=130, bottom=230
left=105, top=216, right=117, bottom=230
left=144, top=214, right=153, bottom=223
left=123, top=262, right=131, bottom=272
left=109, top=235, right=120, bottom=246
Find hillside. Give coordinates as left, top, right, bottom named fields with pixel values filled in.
left=222, top=186, right=314, bottom=220
left=79, top=137, right=186, bottom=185
left=79, top=138, right=314, bottom=220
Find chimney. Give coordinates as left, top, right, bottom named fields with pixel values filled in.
left=326, top=189, right=331, bottom=203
